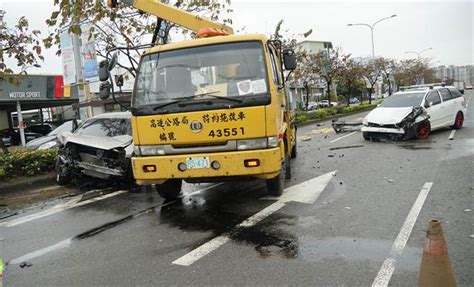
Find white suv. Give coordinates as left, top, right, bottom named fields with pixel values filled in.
left=362, top=85, right=467, bottom=140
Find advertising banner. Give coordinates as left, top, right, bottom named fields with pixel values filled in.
left=60, top=31, right=77, bottom=85
left=80, top=24, right=99, bottom=82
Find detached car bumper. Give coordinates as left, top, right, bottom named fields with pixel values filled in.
left=361, top=126, right=405, bottom=134
left=132, top=148, right=281, bottom=185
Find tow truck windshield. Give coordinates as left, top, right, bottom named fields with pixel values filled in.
left=133, top=41, right=269, bottom=115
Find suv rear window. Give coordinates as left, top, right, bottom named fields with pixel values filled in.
left=438, top=89, right=452, bottom=101
left=449, top=88, right=463, bottom=98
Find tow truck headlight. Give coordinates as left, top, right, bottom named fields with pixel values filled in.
left=237, top=137, right=279, bottom=150
left=135, top=145, right=166, bottom=156
left=267, top=136, right=279, bottom=148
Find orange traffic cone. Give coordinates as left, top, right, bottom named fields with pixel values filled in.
left=418, top=220, right=457, bottom=287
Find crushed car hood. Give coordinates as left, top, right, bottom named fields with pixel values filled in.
left=63, top=134, right=132, bottom=150
left=366, top=107, right=414, bottom=125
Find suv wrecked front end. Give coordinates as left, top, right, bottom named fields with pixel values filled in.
left=362, top=106, right=430, bottom=140
left=58, top=133, right=133, bottom=181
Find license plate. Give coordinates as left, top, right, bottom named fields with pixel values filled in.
left=186, top=157, right=210, bottom=169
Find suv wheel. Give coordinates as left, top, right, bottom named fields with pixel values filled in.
left=453, top=112, right=464, bottom=129
left=55, top=158, right=71, bottom=185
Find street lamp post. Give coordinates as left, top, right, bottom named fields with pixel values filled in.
left=347, top=14, right=397, bottom=58
left=404, top=47, right=433, bottom=58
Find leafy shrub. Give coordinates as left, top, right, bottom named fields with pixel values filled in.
left=0, top=148, right=57, bottom=178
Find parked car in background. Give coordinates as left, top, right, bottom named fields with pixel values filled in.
left=0, top=128, right=42, bottom=146
left=55, top=112, right=133, bottom=185
left=349, top=97, right=360, bottom=104
left=465, top=84, right=473, bottom=90
left=26, top=120, right=80, bottom=150
left=25, top=123, right=57, bottom=136
left=307, top=102, right=318, bottom=110
left=362, top=85, right=467, bottom=141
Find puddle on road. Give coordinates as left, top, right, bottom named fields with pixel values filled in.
left=297, top=236, right=421, bottom=271
left=230, top=214, right=299, bottom=259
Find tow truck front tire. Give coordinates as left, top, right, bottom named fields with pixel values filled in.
left=290, top=143, right=297, bottom=159
left=156, top=179, right=182, bottom=200
left=266, top=155, right=287, bottom=196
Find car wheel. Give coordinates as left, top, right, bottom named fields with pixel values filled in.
left=453, top=112, right=464, bottom=129
left=266, top=154, right=287, bottom=196
left=363, top=132, right=371, bottom=141
left=416, top=120, right=431, bottom=139
left=155, top=179, right=182, bottom=200
left=55, top=158, right=71, bottom=185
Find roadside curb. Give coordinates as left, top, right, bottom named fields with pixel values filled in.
left=0, top=173, right=56, bottom=197
left=296, top=106, right=376, bottom=128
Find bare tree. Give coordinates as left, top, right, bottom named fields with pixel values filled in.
left=44, top=0, right=233, bottom=77
left=361, top=60, right=382, bottom=104
left=305, top=47, right=348, bottom=102
left=374, top=57, right=396, bottom=96
left=0, top=14, right=43, bottom=80
left=392, top=58, right=436, bottom=88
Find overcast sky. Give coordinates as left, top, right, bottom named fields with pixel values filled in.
left=0, top=0, right=472, bottom=75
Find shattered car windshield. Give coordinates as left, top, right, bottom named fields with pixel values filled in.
left=133, top=41, right=269, bottom=108
left=75, top=118, right=132, bottom=137
left=380, top=92, right=425, bottom=108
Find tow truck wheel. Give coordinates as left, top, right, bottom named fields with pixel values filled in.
left=453, top=112, right=464, bottom=129
left=156, top=179, right=182, bottom=200
left=266, top=155, right=286, bottom=196
left=290, top=143, right=297, bottom=159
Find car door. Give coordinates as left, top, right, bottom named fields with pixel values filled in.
left=438, top=88, right=455, bottom=127
left=424, top=90, right=444, bottom=129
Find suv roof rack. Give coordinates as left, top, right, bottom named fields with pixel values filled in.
left=400, top=83, right=445, bottom=91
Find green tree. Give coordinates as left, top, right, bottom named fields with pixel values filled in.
left=44, top=0, right=233, bottom=77
left=0, top=13, right=43, bottom=79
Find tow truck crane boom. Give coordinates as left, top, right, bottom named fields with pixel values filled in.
left=107, top=0, right=234, bottom=35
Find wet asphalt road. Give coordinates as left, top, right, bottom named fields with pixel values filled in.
left=1, top=91, right=473, bottom=286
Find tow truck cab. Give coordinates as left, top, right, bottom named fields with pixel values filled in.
left=130, top=34, right=297, bottom=198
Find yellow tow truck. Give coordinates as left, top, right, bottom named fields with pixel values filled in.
left=103, top=0, right=298, bottom=199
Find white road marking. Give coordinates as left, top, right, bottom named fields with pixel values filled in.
left=0, top=190, right=128, bottom=227
left=8, top=238, right=72, bottom=265
left=448, top=130, right=456, bottom=140
left=184, top=183, right=223, bottom=197
left=330, top=131, right=357, bottom=143
left=172, top=171, right=336, bottom=266
left=372, top=182, right=434, bottom=287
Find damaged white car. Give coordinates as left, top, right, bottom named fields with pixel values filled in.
left=55, top=112, right=134, bottom=185
left=362, top=86, right=467, bottom=141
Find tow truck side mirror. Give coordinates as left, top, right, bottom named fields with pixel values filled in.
left=99, top=60, right=110, bottom=82
left=99, top=81, right=111, bottom=100
left=282, top=49, right=297, bottom=71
